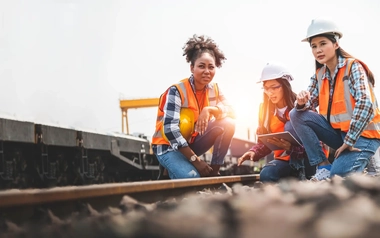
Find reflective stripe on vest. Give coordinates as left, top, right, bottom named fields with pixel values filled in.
left=152, top=78, right=219, bottom=145
left=317, top=58, right=380, bottom=139
left=208, top=83, right=218, bottom=104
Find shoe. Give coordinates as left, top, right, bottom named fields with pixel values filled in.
left=310, top=167, right=331, bottom=181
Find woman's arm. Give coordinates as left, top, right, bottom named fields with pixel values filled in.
left=345, top=61, right=375, bottom=146
left=249, top=142, right=272, bottom=160
left=162, top=86, right=189, bottom=149
left=296, top=74, right=320, bottom=111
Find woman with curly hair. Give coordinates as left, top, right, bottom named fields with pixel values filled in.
left=151, top=34, right=236, bottom=179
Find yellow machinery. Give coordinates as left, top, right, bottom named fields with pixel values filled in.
left=119, top=98, right=159, bottom=134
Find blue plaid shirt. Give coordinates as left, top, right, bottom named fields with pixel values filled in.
left=300, top=55, right=375, bottom=146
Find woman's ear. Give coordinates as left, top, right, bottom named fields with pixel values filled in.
left=190, top=64, right=194, bottom=74
left=334, top=42, right=340, bottom=50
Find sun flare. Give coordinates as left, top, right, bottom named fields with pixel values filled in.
left=223, top=84, right=263, bottom=140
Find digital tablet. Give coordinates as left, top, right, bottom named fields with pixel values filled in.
left=257, top=131, right=302, bottom=151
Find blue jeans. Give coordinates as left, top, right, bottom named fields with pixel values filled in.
left=156, top=117, right=236, bottom=179
left=289, top=109, right=380, bottom=177
left=284, top=120, right=305, bottom=171
left=260, top=159, right=299, bottom=182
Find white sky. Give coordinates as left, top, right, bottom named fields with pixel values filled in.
left=1, top=0, right=379, bottom=141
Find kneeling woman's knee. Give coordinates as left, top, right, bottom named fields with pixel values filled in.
left=172, top=168, right=200, bottom=179
left=222, top=117, right=236, bottom=132
left=260, top=166, right=278, bottom=183
left=185, top=169, right=201, bottom=178
left=289, top=108, right=298, bottom=120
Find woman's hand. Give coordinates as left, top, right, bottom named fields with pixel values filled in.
left=195, top=107, right=212, bottom=135
left=334, top=143, right=361, bottom=158
left=193, top=160, right=213, bottom=177
left=237, top=151, right=255, bottom=166
left=266, top=137, right=292, bottom=151
left=296, top=90, right=310, bottom=106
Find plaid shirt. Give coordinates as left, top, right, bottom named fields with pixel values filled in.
left=300, top=55, right=375, bottom=146
left=153, top=75, right=234, bottom=155
left=249, top=141, right=306, bottom=161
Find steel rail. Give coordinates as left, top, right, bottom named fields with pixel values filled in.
left=0, top=174, right=259, bottom=208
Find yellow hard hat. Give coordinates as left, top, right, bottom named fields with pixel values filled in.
left=162, top=108, right=195, bottom=142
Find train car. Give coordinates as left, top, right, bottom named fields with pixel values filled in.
left=0, top=115, right=259, bottom=189
left=0, top=116, right=160, bottom=189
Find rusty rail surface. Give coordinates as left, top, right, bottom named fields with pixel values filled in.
left=0, top=174, right=259, bottom=209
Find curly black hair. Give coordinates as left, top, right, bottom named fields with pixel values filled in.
left=182, top=34, right=226, bottom=68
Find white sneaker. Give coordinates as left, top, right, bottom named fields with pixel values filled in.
left=310, top=168, right=331, bottom=181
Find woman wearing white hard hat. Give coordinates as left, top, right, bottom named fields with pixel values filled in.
left=290, top=17, right=380, bottom=181
left=237, top=62, right=318, bottom=182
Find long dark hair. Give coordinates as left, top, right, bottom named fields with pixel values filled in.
left=257, top=78, right=297, bottom=134
left=309, top=34, right=375, bottom=86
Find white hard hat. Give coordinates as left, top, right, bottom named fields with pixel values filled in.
left=257, top=62, right=294, bottom=83
left=302, top=17, right=343, bottom=42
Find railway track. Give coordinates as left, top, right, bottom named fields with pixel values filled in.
left=4, top=174, right=380, bottom=238
left=0, top=174, right=259, bottom=227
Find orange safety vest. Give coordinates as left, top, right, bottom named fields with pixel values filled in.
left=258, top=103, right=291, bottom=162
left=269, top=111, right=291, bottom=161
left=152, top=78, right=219, bottom=145
left=317, top=58, right=380, bottom=139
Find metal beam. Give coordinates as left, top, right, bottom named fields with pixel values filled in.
left=120, top=98, right=159, bottom=134
left=120, top=98, right=159, bottom=109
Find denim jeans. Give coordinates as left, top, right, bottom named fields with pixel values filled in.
left=260, top=159, right=299, bottom=182
left=284, top=120, right=305, bottom=171
left=156, top=117, right=236, bottom=179
left=289, top=109, right=380, bottom=177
